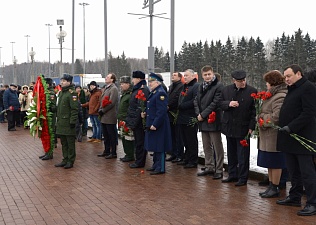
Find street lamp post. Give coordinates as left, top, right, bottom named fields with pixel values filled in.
left=29, top=47, right=36, bottom=82
left=24, top=35, right=30, bottom=63
left=45, top=24, right=53, bottom=77
left=56, top=22, right=67, bottom=78
left=10, top=42, right=15, bottom=61
left=13, top=56, right=17, bottom=84
left=79, top=2, right=89, bottom=75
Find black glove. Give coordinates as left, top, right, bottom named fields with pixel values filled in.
left=70, top=124, right=75, bottom=128
left=98, top=109, right=104, bottom=117
left=279, top=126, right=291, bottom=133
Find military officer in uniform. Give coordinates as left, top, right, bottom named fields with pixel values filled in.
left=55, top=74, right=79, bottom=169
left=143, top=73, right=172, bottom=175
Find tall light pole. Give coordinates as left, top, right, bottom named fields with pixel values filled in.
left=0, top=47, right=2, bottom=84
left=29, top=47, right=36, bottom=82
left=56, top=20, right=67, bottom=78
left=104, top=0, right=108, bottom=77
left=13, top=56, right=17, bottom=84
left=79, top=2, right=89, bottom=75
left=24, top=35, right=30, bottom=63
left=45, top=24, right=53, bottom=77
left=10, top=42, right=15, bottom=61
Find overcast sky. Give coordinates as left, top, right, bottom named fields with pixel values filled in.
left=0, top=0, right=315, bottom=67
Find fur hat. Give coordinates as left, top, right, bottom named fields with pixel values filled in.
left=45, top=78, right=53, bottom=87
left=263, top=70, right=284, bottom=86
left=132, top=70, right=145, bottom=79
left=60, top=74, right=73, bottom=83
left=120, top=76, right=131, bottom=84
left=231, top=70, right=246, bottom=80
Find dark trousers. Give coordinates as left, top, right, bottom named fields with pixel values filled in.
left=20, top=111, right=27, bottom=126
left=152, top=152, right=165, bottom=172
left=122, top=137, right=135, bottom=160
left=285, top=153, right=316, bottom=205
left=133, top=125, right=147, bottom=167
left=102, top=123, right=117, bottom=156
left=59, top=135, right=76, bottom=164
left=7, top=110, right=20, bottom=130
left=180, top=124, right=198, bottom=165
left=170, top=122, right=184, bottom=159
left=226, top=136, right=250, bottom=182
left=0, top=105, right=5, bottom=122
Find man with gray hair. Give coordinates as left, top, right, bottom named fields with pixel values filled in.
left=176, top=69, right=199, bottom=168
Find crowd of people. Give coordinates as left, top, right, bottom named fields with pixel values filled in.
left=1, top=64, right=316, bottom=217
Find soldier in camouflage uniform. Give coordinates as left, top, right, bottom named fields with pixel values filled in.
left=54, top=74, right=79, bottom=169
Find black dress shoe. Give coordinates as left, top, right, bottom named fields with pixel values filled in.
left=97, top=153, right=107, bottom=157
left=177, top=161, right=186, bottom=165
left=166, top=156, right=176, bottom=161
left=39, top=154, right=46, bottom=159
left=222, top=177, right=238, bottom=183
left=172, top=158, right=182, bottom=163
left=129, top=163, right=144, bottom=168
left=183, top=163, right=197, bottom=168
left=55, top=162, right=67, bottom=167
left=121, top=158, right=134, bottom=162
left=235, top=181, right=247, bottom=186
left=105, top=154, right=117, bottom=159
left=42, top=154, right=53, bottom=160
left=64, top=162, right=73, bottom=169
left=8, top=128, right=16, bottom=131
left=150, top=171, right=165, bottom=175
left=146, top=167, right=155, bottom=171
left=276, top=196, right=301, bottom=207
left=297, top=204, right=316, bottom=216
left=197, top=170, right=214, bottom=176
left=213, top=173, right=223, bottom=180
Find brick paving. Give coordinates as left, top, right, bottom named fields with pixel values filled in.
left=0, top=123, right=315, bottom=225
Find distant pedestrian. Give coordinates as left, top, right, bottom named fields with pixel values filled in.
left=3, top=84, right=20, bottom=131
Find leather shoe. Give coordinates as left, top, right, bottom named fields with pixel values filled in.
left=64, top=162, right=73, bottom=169
left=166, top=155, right=176, bottom=161
left=146, top=167, right=155, bottom=171
left=55, top=162, right=67, bottom=167
left=235, top=181, right=247, bottom=186
left=222, top=177, right=238, bottom=183
left=150, top=171, right=165, bottom=175
left=183, top=163, right=197, bottom=169
left=105, top=154, right=117, bottom=159
left=276, top=196, right=301, bottom=207
left=297, top=205, right=316, bottom=216
left=121, top=157, right=134, bottom=162
left=129, top=163, right=144, bottom=168
left=197, top=170, right=214, bottom=176
left=172, top=158, right=182, bottom=163
left=42, top=154, right=53, bottom=160
left=177, top=161, right=186, bottom=165
left=97, top=153, right=107, bottom=157
left=213, top=173, right=223, bottom=180
left=39, top=154, right=46, bottom=159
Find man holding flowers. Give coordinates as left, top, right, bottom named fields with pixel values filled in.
left=220, top=70, right=257, bottom=186
left=193, top=65, right=224, bottom=179
left=276, top=64, right=316, bottom=216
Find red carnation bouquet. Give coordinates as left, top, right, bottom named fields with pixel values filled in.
left=135, top=89, right=146, bottom=127
left=102, top=96, right=112, bottom=107
left=208, top=112, right=216, bottom=123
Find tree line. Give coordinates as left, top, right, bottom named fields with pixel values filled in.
left=2, top=28, right=315, bottom=91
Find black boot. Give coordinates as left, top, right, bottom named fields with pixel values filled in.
left=42, top=154, right=53, bottom=160
left=261, top=183, right=280, bottom=198
left=259, top=182, right=272, bottom=196
left=39, top=154, right=47, bottom=159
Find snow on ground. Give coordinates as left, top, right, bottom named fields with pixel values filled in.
left=198, top=133, right=267, bottom=175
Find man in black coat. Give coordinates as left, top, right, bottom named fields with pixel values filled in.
left=166, top=72, right=184, bottom=162
left=220, top=70, right=257, bottom=186
left=276, top=64, right=316, bottom=216
left=126, top=71, right=150, bottom=168
left=177, top=69, right=199, bottom=168
left=3, top=84, right=21, bottom=131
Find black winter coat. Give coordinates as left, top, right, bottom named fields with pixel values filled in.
left=168, top=80, right=183, bottom=122
left=194, top=77, right=223, bottom=132
left=277, top=77, right=316, bottom=155
left=3, top=88, right=20, bottom=111
left=125, top=81, right=150, bottom=129
left=220, top=83, right=257, bottom=138
left=177, top=78, right=199, bottom=125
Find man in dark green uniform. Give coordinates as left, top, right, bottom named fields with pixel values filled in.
left=40, top=77, right=57, bottom=160
left=55, top=74, right=78, bottom=169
